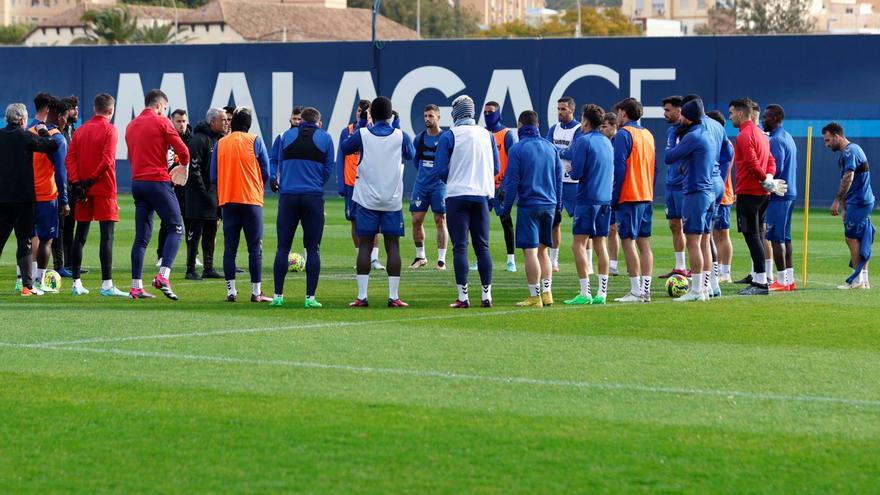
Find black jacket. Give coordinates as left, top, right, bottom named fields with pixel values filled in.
left=0, top=124, right=60, bottom=203
left=185, top=121, right=222, bottom=220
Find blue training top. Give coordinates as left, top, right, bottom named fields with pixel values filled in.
left=769, top=126, right=798, bottom=201
left=839, top=142, right=875, bottom=206
left=569, top=130, right=613, bottom=205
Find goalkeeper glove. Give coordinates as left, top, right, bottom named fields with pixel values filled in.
left=270, top=177, right=279, bottom=193
left=760, top=174, right=789, bottom=196
left=169, top=164, right=188, bottom=186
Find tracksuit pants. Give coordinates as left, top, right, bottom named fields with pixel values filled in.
left=446, top=197, right=492, bottom=287
left=221, top=203, right=263, bottom=283
left=0, top=202, right=35, bottom=288
left=131, top=181, right=183, bottom=280
left=273, top=194, right=325, bottom=297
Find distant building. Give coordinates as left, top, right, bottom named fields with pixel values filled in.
left=459, top=0, right=546, bottom=27
left=1, top=0, right=113, bottom=27
left=24, top=0, right=418, bottom=45
left=620, top=0, right=713, bottom=35
left=811, top=0, right=880, bottom=33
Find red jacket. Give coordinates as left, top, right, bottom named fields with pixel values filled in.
left=734, top=120, right=777, bottom=196
left=126, top=109, right=190, bottom=182
left=66, top=115, right=118, bottom=199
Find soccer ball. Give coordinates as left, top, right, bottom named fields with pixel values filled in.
left=288, top=252, right=305, bottom=273
left=665, top=274, right=689, bottom=298
left=43, top=269, right=62, bottom=290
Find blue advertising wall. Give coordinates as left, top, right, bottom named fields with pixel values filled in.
left=1, top=35, right=877, bottom=205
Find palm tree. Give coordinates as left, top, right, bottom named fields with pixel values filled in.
left=73, top=6, right=140, bottom=45
left=136, top=21, right=192, bottom=44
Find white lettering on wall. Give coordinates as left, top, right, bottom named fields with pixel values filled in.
left=391, top=66, right=465, bottom=136
left=327, top=71, right=377, bottom=151
left=630, top=68, right=676, bottom=119
left=210, top=72, right=261, bottom=137
left=272, top=72, right=293, bottom=140
left=478, top=69, right=533, bottom=127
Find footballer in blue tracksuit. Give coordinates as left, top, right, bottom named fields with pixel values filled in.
left=763, top=105, right=798, bottom=289
left=498, top=110, right=563, bottom=307
left=565, top=104, right=614, bottom=306
left=661, top=96, right=688, bottom=279
left=409, top=104, right=448, bottom=270
left=664, top=99, right=716, bottom=301
left=824, top=122, right=875, bottom=288
left=269, top=107, right=335, bottom=308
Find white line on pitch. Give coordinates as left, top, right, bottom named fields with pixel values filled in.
left=34, top=306, right=585, bottom=346
left=1, top=341, right=878, bottom=408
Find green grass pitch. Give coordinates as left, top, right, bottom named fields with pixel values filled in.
left=1, top=196, right=878, bottom=493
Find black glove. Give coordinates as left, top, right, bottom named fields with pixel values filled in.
left=81, top=178, right=95, bottom=190
left=269, top=177, right=279, bottom=193
left=68, top=182, right=85, bottom=202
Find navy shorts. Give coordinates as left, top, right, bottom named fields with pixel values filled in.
left=844, top=202, right=874, bottom=240
left=34, top=199, right=59, bottom=241
left=410, top=181, right=447, bottom=214
left=515, top=207, right=555, bottom=249
left=713, top=204, right=732, bottom=231
left=765, top=199, right=795, bottom=243
left=573, top=204, right=611, bottom=237
left=344, top=185, right=357, bottom=221
left=561, top=183, right=578, bottom=217
left=617, top=202, right=653, bottom=239
left=664, top=188, right=684, bottom=220
left=683, top=190, right=715, bottom=235
left=355, top=205, right=405, bottom=237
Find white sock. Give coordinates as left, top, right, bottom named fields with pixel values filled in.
left=306, top=295, right=315, bottom=302
left=438, top=248, right=447, bottom=263
left=35, top=268, right=46, bottom=285
left=388, top=276, right=400, bottom=300
left=674, top=251, right=686, bottom=271
left=754, top=271, right=767, bottom=285
left=630, top=276, right=641, bottom=295
left=132, top=279, right=143, bottom=290
left=642, top=276, right=652, bottom=296
left=786, top=268, right=794, bottom=286
left=159, top=266, right=171, bottom=279
left=226, top=279, right=236, bottom=296
left=371, top=247, right=379, bottom=262
left=579, top=277, right=591, bottom=298
left=415, top=246, right=426, bottom=259
left=541, top=278, right=552, bottom=293
left=862, top=269, right=869, bottom=285
left=251, top=282, right=261, bottom=296
left=457, top=283, right=469, bottom=302
left=102, top=279, right=113, bottom=290
left=357, top=274, right=369, bottom=300
left=721, top=264, right=731, bottom=276
left=275, top=293, right=284, bottom=300
left=710, top=264, right=720, bottom=293
left=16, top=265, right=21, bottom=277
left=550, top=248, right=559, bottom=264
left=528, top=283, right=540, bottom=297
left=702, top=272, right=711, bottom=294
left=73, top=278, right=84, bottom=289
left=610, top=260, right=618, bottom=271
left=585, top=248, right=593, bottom=267
left=597, top=274, right=609, bottom=298
left=507, top=254, right=515, bottom=264
left=482, top=284, right=492, bottom=302
left=765, top=260, right=773, bottom=281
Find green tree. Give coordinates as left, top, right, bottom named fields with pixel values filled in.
left=477, top=7, right=640, bottom=38
left=695, top=6, right=738, bottom=35
left=737, top=0, right=815, bottom=34
left=136, top=21, right=193, bottom=44
left=0, top=24, right=31, bottom=45
left=348, top=0, right=481, bottom=38
left=73, top=6, right=140, bottom=44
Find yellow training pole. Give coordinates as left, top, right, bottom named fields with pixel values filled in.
left=802, top=127, right=813, bottom=287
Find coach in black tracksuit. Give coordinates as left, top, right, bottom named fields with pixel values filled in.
left=184, top=110, right=226, bottom=279
left=0, top=103, right=60, bottom=291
